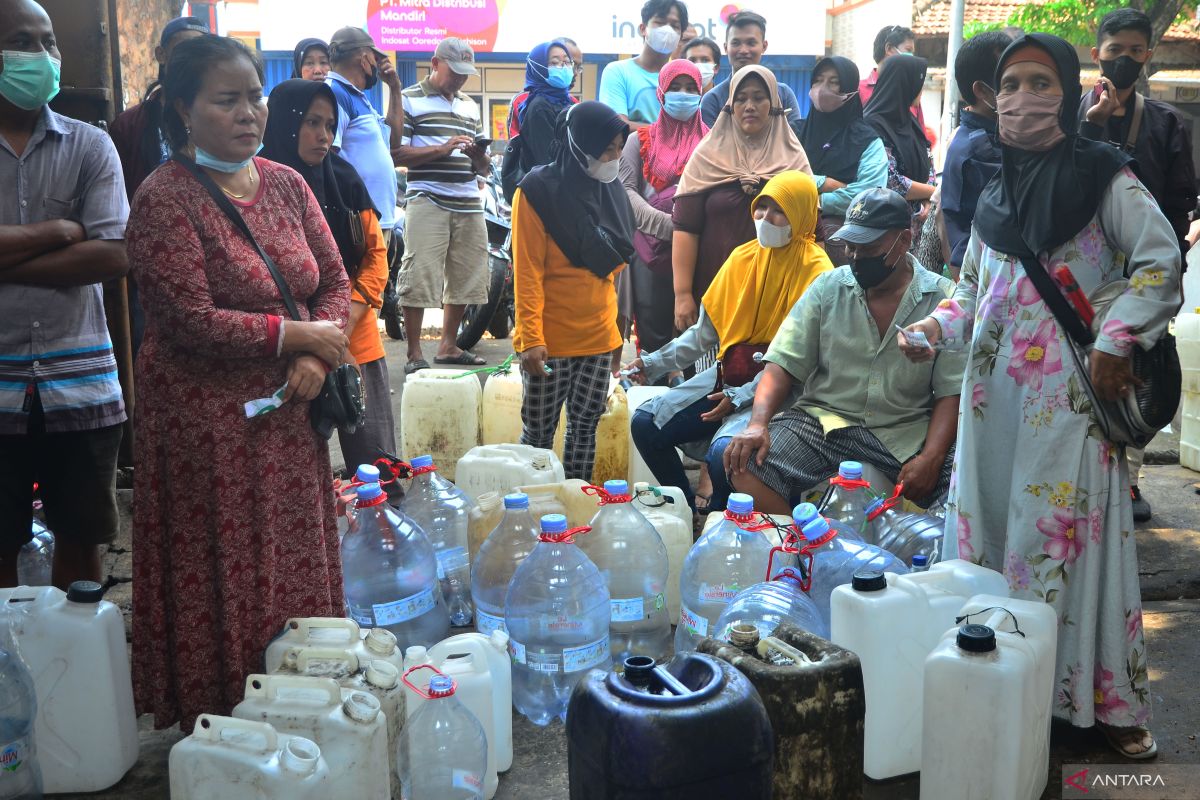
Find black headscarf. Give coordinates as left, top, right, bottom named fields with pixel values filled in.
left=292, top=38, right=329, bottom=79
left=863, top=54, right=931, bottom=182
left=518, top=101, right=636, bottom=279
left=261, top=79, right=378, bottom=277
left=975, top=33, right=1131, bottom=257
left=795, top=56, right=880, bottom=184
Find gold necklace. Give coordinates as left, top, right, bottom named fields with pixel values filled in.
left=218, top=164, right=256, bottom=199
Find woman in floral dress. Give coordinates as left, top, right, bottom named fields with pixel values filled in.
left=901, top=34, right=1180, bottom=758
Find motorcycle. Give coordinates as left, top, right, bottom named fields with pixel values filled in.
left=456, top=169, right=514, bottom=350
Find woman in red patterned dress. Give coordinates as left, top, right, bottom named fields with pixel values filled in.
left=125, top=35, right=351, bottom=731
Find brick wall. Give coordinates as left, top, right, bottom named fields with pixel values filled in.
left=114, top=0, right=180, bottom=111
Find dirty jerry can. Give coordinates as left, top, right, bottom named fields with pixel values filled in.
left=566, top=651, right=773, bottom=800
left=699, top=620, right=865, bottom=800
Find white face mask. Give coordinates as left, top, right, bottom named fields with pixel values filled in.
left=695, top=62, right=716, bottom=85
left=755, top=217, right=792, bottom=248
left=646, top=24, right=681, bottom=55
left=568, top=127, right=621, bottom=183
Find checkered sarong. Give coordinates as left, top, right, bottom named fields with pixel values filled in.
left=520, top=355, right=611, bottom=481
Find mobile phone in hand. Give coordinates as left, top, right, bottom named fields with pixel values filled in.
left=474, top=136, right=493, bottom=149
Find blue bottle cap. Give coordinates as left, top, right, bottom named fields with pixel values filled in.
left=865, top=497, right=885, bottom=516
left=411, top=454, right=434, bottom=468
left=603, top=479, right=630, bottom=497
left=727, top=493, right=754, bottom=515
left=356, top=464, right=380, bottom=484
left=428, top=674, right=455, bottom=697
left=540, top=514, right=568, bottom=534
left=801, top=516, right=831, bottom=541
left=839, top=461, right=863, bottom=480
left=504, top=493, right=530, bottom=509
left=792, top=502, right=819, bottom=526
left=356, top=482, right=383, bottom=500
left=912, top=554, right=929, bottom=567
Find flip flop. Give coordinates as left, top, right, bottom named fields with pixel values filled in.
left=433, top=351, right=487, bottom=367
left=1099, top=724, right=1158, bottom=760
left=403, top=358, right=430, bottom=375
left=693, top=494, right=712, bottom=514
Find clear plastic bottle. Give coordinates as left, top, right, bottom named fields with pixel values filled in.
left=796, top=507, right=907, bottom=638
left=470, top=493, right=539, bottom=637
left=397, top=667, right=488, bottom=800
left=819, top=461, right=877, bottom=537
left=16, top=522, right=53, bottom=587
left=504, top=515, right=610, bottom=726
left=0, top=612, right=42, bottom=800
left=401, top=454, right=477, bottom=626
left=911, top=554, right=930, bottom=572
left=341, top=470, right=450, bottom=651
left=577, top=480, right=671, bottom=665
left=674, top=493, right=774, bottom=654
left=864, top=496, right=945, bottom=568
left=713, top=567, right=824, bottom=643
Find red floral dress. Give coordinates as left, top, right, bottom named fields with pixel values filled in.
left=126, top=158, right=350, bottom=730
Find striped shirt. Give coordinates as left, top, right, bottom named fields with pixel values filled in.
left=0, top=107, right=128, bottom=434
left=401, top=78, right=483, bottom=213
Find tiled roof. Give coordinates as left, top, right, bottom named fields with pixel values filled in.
left=912, top=0, right=1200, bottom=42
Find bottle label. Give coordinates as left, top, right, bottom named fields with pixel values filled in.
left=679, top=603, right=708, bottom=637
left=543, top=614, right=583, bottom=635
left=0, top=737, right=29, bottom=775
left=699, top=582, right=739, bottom=603
left=609, top=597, right=645, bottom=623
left=434, top=547, right=469, bottom=580
left=452, top=767, right=484, bottom=796
left=372, top=586, right=437, bottom=627
left=525, top=650, right=561, bottom=674
left=475, top=607, right=507, bottom=636
left=509, top=638, right=526, bottom=664
left=562, top=636, right=610, bottom=673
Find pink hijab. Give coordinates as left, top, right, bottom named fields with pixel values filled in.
left=638, top=59, right=709, bottom=193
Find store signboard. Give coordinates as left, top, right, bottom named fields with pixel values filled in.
left=258, top=0, right=824, bottom=56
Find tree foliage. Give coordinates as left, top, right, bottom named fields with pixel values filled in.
left=963, top=0, right=1198, bottom=48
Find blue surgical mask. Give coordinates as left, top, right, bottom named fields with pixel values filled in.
left=193, top=142, right=263, bottom=173
left=547, top=65, right=574, bottom=90
left=0, top=50, right=61, bottom=110
left=662, top=91, right=701, bottom=121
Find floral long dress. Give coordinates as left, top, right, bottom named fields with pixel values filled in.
left=932, top=167, right=1181, bottom=728
left=126, top=159, right=350, bottom=731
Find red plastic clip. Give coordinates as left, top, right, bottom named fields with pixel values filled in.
left=829, top=474, right=872, bottom=492
left=374, top=454, right=417, bottom=481
left=866, top=482, right=905, bottom=522
left=795, top=524, right=840, bottom=592
left=402, top=664, right=456, bottom=698
left=765, top=525, right=802, bottom=583
left=538, top=525, right=591, bottom=544
left=723, top=508, right=775, bottom=532
left=582, top=485, right=631, bottom=504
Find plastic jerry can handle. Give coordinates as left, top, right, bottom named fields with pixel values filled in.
left=757, top=636, right=813, bottom=666
left=193, top=715, right=279, bottom=752
left=242, top=674, right=343, bottom=706
left=291, top=647, right=361, bottom=674
left=285, top=617, right=361, bottom=643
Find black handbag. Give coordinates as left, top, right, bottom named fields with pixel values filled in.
left=1020, top=254, right=1180, bottom=449
left=175, top=156, right=366, bottom=440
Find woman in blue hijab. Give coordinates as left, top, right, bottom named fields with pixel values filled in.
left=514, top=40, right=578, bottom=166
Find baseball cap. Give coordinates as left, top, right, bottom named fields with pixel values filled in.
left=434, top=37, right=478, bottom=76
left=160, top=16, right=208, bottom=48
left=830, top=187, right=913, bottom=245
left=329, top=26, right=384, bottom=61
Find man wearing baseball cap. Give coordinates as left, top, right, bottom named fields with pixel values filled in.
left=723, top=187, right=966, bottom=513
left=393, top=37, right=492, bottom=371
left=326, top=26, right=401, bottom=239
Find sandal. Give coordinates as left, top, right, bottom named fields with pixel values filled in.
left=1098, top=723, right=1158, bottom=760
left=693, top=494, right=712, bottom=515
left=433, top=351, right=486, bottom=366
left=403, top=358, right=430, bottom=375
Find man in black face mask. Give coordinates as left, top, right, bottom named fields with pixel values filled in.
left=724, top=188, right=966, bottom=514
left=1081, top=8, right=1196, bottom=524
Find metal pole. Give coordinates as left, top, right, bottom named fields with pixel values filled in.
left=939, top=0, right=966, bottom=170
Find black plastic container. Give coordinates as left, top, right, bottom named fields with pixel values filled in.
left=566, top=652, right=773, bottom=799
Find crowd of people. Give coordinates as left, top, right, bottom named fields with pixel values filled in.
left=1, top=0, right=1195, bottom=761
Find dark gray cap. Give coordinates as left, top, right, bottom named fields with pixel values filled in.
left=831, top=187, right=912, bottom=244
left=329, top=26, right=384, bottom=61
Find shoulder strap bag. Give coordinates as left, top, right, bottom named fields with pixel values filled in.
left=174, top=155, right=365, bottom=440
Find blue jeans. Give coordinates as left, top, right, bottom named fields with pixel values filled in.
left=631, top=398, right=733, bottom=510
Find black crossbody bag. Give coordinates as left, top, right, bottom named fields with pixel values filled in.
left=176, top=156, right=365, bottom=439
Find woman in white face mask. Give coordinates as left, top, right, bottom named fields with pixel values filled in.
left=623, top=171, right=831, bottom=512
left=512, top=101, right=637, bottom=481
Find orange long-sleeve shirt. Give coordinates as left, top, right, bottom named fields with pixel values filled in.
left=347, top=210, right=388, bottom=364
left=512, top=188, right=625, bottom=358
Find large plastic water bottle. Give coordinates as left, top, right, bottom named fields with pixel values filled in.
left=402, top=455, right=477, bottom=626
left=713, top=567, right=824, bottom=643
left=0, top=613, right=43, bottom=800
left=674, top=493, right=774, bottom=654
left=577, top=480, right=671, bottom=665
left=796, top=504, right=907, bottom=637
left=864, top=494, right=945, bottom=568
left=341, top=469, right=450, bottom=650
left=470, top=493, right=539, bottom=637
left=16, top=522, right=54, bottom=587
left=397, top=666, right=488, bottom=800
left=504, top=515, right=610, bottom=726
left=794, top=493, right=862, bottom=543
left=819, top=461, right=877, bottom=536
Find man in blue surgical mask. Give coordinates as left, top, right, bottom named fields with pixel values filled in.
left=0, top=0, right=131, bottom=589
left=598, top=0, right=690, bottom=130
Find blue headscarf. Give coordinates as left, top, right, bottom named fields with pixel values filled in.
left=521, top=41, right=574, bottom=124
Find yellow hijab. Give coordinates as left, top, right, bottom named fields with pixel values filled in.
left=702, top=171, right=832, bottom=359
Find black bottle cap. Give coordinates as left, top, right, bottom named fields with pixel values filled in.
left=852, top=569, right=887, bottom=592
left=957, top=624, right=996, bottom=653
left=66, top=580, right=104, bottom=603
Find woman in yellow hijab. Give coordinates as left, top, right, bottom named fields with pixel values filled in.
left=625, top=171, right=831, bottom=512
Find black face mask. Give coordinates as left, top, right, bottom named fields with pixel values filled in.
left=1100, top=55, right=1143, bottom=91
left=363, top=60, right=380, bottom=90
left=852, top=235, right=902, bottom=290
